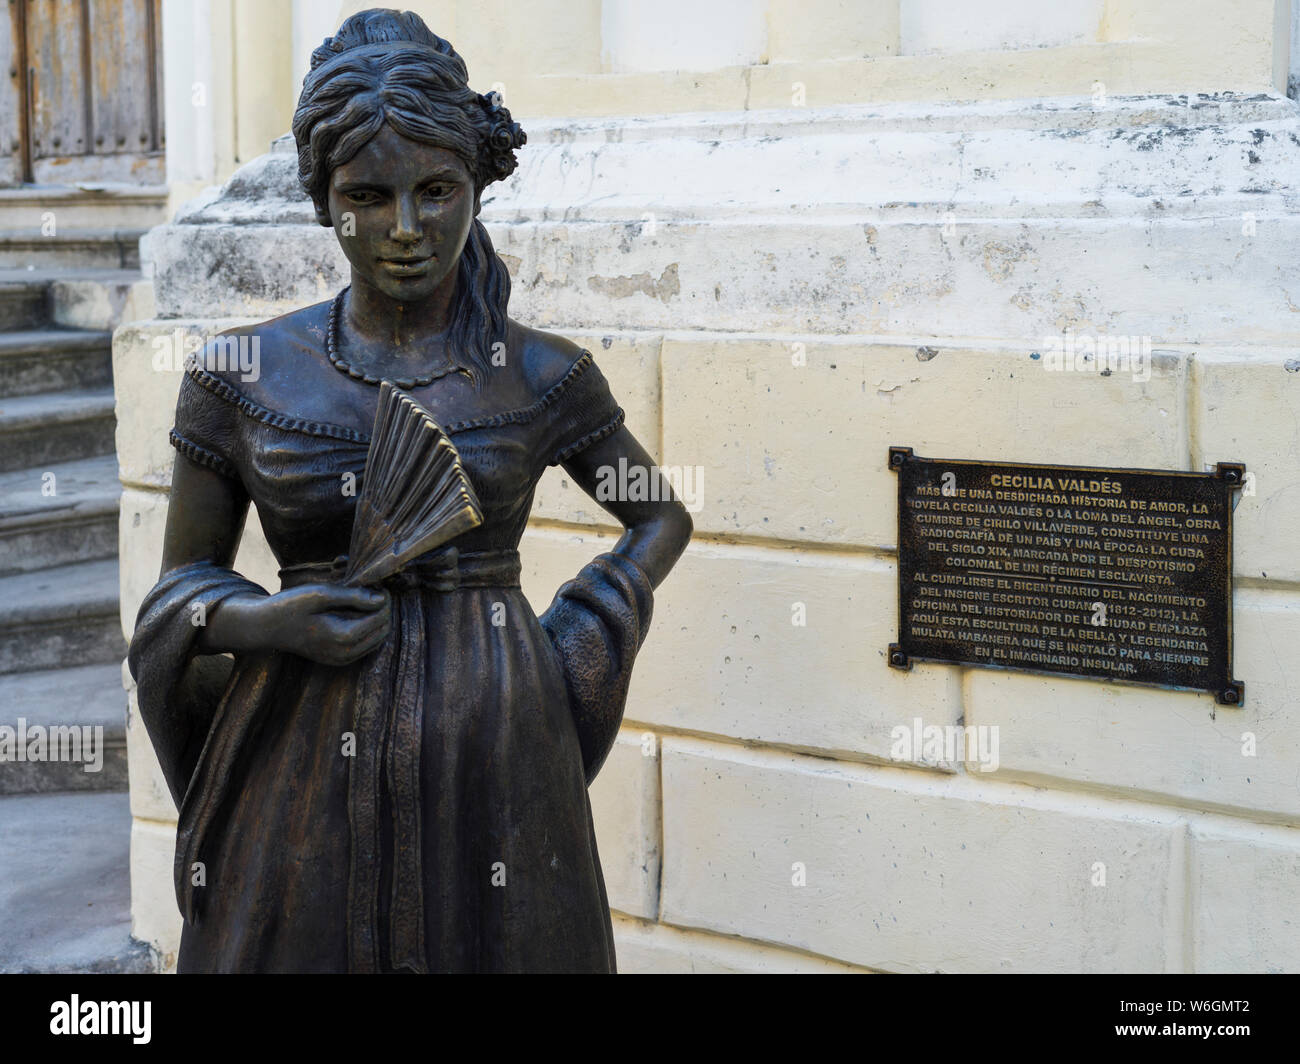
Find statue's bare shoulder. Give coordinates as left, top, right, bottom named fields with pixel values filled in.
left=194, top=301, right=334, bottom=408
left=510, top=320, right=596, bottom=400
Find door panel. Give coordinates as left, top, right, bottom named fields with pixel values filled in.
left=89, top=0, right=157, bottom=157
left=2, top=0, right=164, bottom=186
left=0, top=3, right=23, bottom=185
left=27, top=0, right=90, bottom=165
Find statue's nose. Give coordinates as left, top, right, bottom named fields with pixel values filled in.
left=390, top=193, right=420, bottom=243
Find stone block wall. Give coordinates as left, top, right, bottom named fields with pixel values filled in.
left=116, top=21, right=1300, bottom=971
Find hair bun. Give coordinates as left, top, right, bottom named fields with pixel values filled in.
left=479, top=91, right=526, bottom=181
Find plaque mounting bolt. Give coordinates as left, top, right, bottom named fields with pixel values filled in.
left=1217, top=681, right=1244, bottom=707
left=1214, top=461, right=1246, bottom=485
left=887, top=643, right=911, bottom=670
left=888, top=446, right=913, bottom=472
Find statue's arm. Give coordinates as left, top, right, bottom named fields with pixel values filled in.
left=561, top=425, right=693, bottom=589
left=159, top=454, right=391, bottom=662
left=160, top=452, right=251, bottom=573
left=158, top=453, right=264, bottom=654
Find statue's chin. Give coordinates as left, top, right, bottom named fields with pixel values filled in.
left=356, top=263, right=454, bottom=304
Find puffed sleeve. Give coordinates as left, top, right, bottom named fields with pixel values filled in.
left=169, top=358, right=243, bottom=480
left=546, top=351, right=626, bottom=466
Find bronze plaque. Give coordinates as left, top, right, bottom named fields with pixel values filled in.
left=888, top=449, right=1245, bottom=705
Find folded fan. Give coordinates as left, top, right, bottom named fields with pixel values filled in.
left=343, top=380, right=484, bottom=587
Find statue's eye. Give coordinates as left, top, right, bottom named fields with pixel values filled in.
left=423, top=183, right=455, bottom=200
left=345, top=190, right=380, bottom=206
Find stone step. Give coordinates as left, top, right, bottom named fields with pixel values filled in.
left=0, top=455, right=120, bottom=575
left=0, top=558, right=125, bottom=675
left=0, top=229, right=146, bottom=270
left=0, top=790, right=153, bottom=973
left=0, top=664, right=127, bottom=795
left=0, top=268, right=150, bottom=332
left=0, top=183, right=168, bottom=232
left=0, top=328, right=112, bottom=399
left=0, top=184, right=162, bottom=273
left=0, top=388, right=116, bottom=473
left=0, top=280, right=49, bottom=330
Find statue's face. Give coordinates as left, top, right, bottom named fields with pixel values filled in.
left=325, top=125, right=476, bottom=302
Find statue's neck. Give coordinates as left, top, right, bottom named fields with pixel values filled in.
left=344, top=273, right=458, bottom=348
left=333, top=275, right=472, bottom=385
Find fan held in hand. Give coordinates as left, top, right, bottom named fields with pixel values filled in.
left=343, top=380, right=484, bottom=587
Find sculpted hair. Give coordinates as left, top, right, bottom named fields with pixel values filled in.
left=291, top=8, right=527, bottom=385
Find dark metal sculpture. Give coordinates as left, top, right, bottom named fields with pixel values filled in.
left=128, top=8, right=692, bottom=973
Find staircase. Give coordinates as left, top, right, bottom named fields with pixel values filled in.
left=0, top=184, right=165, bottom=973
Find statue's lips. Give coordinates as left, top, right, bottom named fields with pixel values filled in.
left=379, top=255, right=435, bottom=276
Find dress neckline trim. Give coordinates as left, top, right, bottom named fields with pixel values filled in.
left=183, top=349, right=599, bottom=442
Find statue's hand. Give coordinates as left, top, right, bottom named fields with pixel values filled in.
left=256, top=583, right=393, bottom=665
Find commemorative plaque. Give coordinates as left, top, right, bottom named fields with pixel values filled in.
left=888, top=448, right=1245, bottom=705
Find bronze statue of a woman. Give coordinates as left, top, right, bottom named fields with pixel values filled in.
left=128, top=8, right=691, bottom=973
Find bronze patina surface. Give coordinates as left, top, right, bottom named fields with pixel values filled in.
left=126, top=9, right=692, bottom=973
left=889, top=448, right=1244, bottom=705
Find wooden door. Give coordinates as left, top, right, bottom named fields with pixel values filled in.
left=0, top=0, right=164, bottom=187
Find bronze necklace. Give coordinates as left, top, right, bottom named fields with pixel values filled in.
left=326, top=287, right=464, bottom=388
